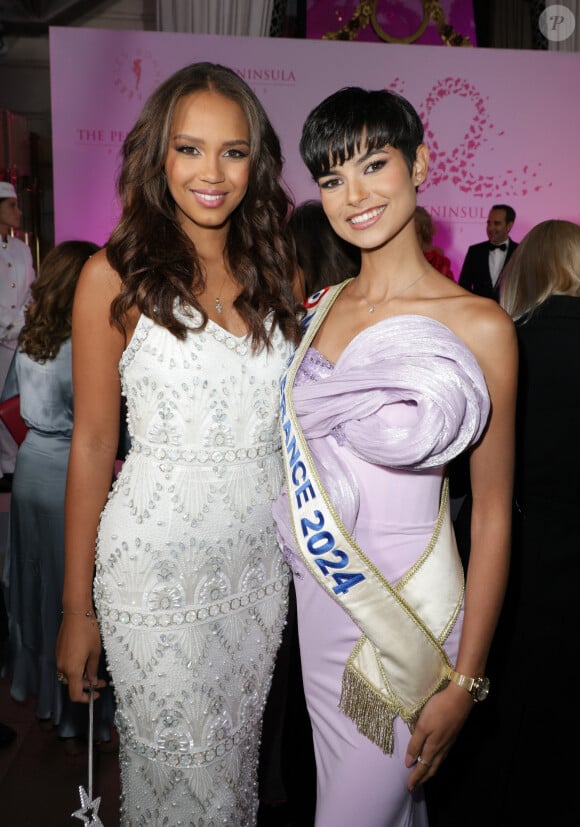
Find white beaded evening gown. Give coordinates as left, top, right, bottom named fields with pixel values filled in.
left=94, top=308, right=293, bottom=826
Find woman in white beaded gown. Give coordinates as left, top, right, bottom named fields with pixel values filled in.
left=56, top=62, right=302, bottom=826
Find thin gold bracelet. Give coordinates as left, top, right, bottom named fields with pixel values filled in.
left=61, top=609, right=96, bottom=618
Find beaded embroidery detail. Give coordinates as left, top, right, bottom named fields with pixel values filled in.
left=96, top=307, right=292, bottom=825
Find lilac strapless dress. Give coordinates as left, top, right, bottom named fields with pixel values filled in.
left=273, top=315, right=490, bottom=827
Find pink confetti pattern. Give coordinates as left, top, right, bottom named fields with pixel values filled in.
left=414, top=77, right=551, bottom=197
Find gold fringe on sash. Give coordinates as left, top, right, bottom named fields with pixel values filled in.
left=339, top=661, right=399, bottom=755
left=339, top=637, right=450, bottom=754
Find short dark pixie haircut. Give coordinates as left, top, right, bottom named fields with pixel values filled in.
left=300, top=86, right=424, bottom=181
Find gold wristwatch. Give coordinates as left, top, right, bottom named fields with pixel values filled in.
left=448, top=670, right=490, bottom=702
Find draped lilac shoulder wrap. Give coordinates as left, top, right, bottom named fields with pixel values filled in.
left=273, top=314, right=490, bottom=551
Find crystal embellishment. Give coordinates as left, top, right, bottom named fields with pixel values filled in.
left=71, top=787, right=103, bottom=825
left=92, top=306, right=294, bottom=823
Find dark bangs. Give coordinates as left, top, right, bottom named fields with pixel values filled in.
left=300, top=86, right=424, bottom=180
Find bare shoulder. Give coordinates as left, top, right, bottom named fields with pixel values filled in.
left=75, top=247, right=141, bottom=337
left=456, top=293, right=514, bottom=348
left=76, top=247, right=122, bottom=301
left=441, top=292, right=517, bottom=377
left=73, top=247, right=135, bottom=349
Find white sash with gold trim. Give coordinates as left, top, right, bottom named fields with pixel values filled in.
left=280, top=282, right=463, bottom=753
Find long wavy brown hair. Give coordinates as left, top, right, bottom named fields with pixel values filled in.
left=19, top=240, right=99, bottom=362
left=107, top=62, right=302, bottom=350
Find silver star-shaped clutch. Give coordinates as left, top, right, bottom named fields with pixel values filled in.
left=72, top=785, right=103, bottom=825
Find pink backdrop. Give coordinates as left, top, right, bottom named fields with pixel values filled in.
left=50, top=27, right=580, bottom=276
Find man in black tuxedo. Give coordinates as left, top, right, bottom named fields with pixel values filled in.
left=452, top=205, right=519, bottom=566
left=459, top=204, right=518, bottom=301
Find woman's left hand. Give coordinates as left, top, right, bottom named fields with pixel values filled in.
left=404, top=682, right=473, bottom=792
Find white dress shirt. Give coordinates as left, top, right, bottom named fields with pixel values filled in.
left=488, top=240, right=509, bottom=286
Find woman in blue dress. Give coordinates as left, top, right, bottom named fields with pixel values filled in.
left=2, top=240, right=114, bottom=748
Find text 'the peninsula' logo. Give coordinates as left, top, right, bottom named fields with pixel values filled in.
left=235, top=66, right=296, bottom=96
left=114, top=49, right=163, bottom=103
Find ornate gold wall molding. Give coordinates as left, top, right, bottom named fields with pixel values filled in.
left=323, top=0, right=471, bottom=47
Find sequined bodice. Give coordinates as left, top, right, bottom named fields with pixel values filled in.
left=121, top=311, right=286, bottom=465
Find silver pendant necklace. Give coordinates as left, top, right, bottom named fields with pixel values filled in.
left=358, top=266, right=429, bottom=313
left=214, top=275, right=228, bottom=314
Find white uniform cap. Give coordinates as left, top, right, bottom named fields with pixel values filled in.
left=0, top=182, right=17, bottom=198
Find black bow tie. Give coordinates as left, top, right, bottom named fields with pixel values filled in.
left=488, top=242, right=507, bottom=252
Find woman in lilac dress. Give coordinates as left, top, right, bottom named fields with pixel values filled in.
left=273, top=87, right=518, bottom=826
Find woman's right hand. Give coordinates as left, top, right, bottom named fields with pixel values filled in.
left=55, top=614, right=107, bottom=702
left=57, top=252, right=125, bottom=704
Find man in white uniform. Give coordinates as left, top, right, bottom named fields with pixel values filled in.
left=0, top=182, right=35, bottom=488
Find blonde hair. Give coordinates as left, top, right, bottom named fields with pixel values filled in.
left=500, top=219, right=580, bottom=320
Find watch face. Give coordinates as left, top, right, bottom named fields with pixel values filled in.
left=474, top=677, right=490, bottom=702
